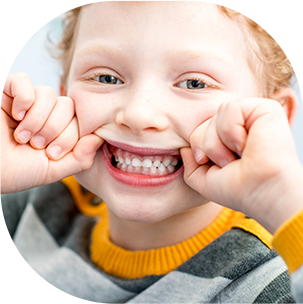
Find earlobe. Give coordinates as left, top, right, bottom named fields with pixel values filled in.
left=271, top=87, right=299, bottom=127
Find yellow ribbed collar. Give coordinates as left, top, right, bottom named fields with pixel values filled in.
left=90, top=206, right=243, bottom=279
left=62, top=176, right=273, bottom=279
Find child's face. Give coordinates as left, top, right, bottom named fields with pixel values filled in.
left=67, top=2, right=259, bottom=222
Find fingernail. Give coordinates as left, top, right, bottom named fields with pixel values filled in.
left=32, top=135, right=46, bottom=148
left=219, top=159, right=229, bottom=168
left=194, top=148, right=204, bottom=163
left=18, top=110, right=26, bottom=120
left=18, top=130, right=31, bottom=143
left=49, top=145, right=62, bottom=159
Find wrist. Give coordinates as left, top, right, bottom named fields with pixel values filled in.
left=259, top=162, right=303, bottom=234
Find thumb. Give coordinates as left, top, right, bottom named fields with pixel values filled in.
left=72, top=134, right=104, bottom=171
left=44, top=134, right=104, bottom=184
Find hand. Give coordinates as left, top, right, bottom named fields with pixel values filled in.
left=1, top=73, right=103, bottom=194
left=181, top=98, right=303, bottom=233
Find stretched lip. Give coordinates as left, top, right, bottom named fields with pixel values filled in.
left=101, top=141, right=184, bottom=187
left=106, top=139, right=181, bottom=156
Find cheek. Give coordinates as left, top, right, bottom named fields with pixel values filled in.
left=68, top=89, right=119, bottom=137
left=176, top=98, right=222, bottom=142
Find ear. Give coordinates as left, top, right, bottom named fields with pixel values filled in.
left=60, top=77, right=67, bottom=96
left=271, top=87, right=299, bottom=127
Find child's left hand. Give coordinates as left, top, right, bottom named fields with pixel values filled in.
left=181, top=98, right=303, bottom=233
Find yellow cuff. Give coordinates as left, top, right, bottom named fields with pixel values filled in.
left=272, top=209, right=303, bottom=274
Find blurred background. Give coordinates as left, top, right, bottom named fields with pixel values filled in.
left=0, top=0, right=303, bottom=304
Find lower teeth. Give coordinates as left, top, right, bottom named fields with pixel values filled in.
left=111, top=155, right=180, bottom=176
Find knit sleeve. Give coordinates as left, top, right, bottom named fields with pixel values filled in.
left=0, top=192, right=28, bottom=296
left=272, top=209, right=303, bottom=303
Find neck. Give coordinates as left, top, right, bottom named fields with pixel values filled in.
left=108, top=202, right=223, bottom=251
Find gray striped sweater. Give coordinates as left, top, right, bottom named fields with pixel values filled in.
left=1, top=181, right=299, bottom=303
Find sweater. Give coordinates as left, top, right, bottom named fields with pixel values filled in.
left=1, top=177, right=300, bottom=303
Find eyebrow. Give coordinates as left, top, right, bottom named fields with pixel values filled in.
left=168, top=49, right=234, bottom=70
left=75, top=42, right=125, bottom=62
left=75, top=42, right=234, bottom=72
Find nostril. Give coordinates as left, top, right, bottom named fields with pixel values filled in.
left=143, top=127, right=158, bottom=131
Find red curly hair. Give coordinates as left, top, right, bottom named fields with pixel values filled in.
left=51, top=4, right=294, bottom=98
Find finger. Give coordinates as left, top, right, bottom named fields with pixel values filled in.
left=43, top=135, right=104, bottom=184
left=189, top=117, right=212, bottom=164
left=2, top=92, right=14, bottom=117
left=216, top=101, right=248, bottom=154
left=190, top=116, right=236, bottom=167
left=202, top=116, right=237, bottom=167
left=181, top=147, right=207, bottom=179
left=181, top=146, right=241, bottom=205
left=30, top=97, right=75, bottom=149
left=2, top=73, right=35, bottom=120
left=46, top=117, right=79, bottom=160
left=14, top=85, right=57, bottom=144
left=1, top=110, right=18, bottom=130
left=181, top=146, right=214, bottom=198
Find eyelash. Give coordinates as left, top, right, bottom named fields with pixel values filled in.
left=83, top=72, right=124, bottom=85
left=175, top=77, right=216, bottom=91
left=83, top=73, right=217, bottom=91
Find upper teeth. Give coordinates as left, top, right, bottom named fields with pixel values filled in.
left=115, top=156, right=178, bottom=169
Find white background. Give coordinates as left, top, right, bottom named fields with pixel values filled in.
left=0, top=0, right=303, bottom=304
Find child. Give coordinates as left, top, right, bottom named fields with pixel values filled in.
left=2, top=2, right=303, bottom=303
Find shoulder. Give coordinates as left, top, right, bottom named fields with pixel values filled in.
left=2, top=181, right=72, bottom=237
left=178, top=226, right=294, bottom=303
left=2, top=181, right=75, bottom=238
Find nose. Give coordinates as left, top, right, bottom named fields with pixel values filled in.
left=115, top=87, right=169, bottom=135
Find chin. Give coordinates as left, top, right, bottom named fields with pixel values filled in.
left=101, top=184, right=185, bottom=223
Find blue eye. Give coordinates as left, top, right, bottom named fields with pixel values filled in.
left=95, top=75, right=123, bottom=85
left=177, top=79, right=208, bottom=90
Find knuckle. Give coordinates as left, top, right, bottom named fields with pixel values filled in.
left=42, top=123, right=62, bottom=138
left=36, top=85, right=57, bottom=100
left=20, top=93, right=34, bottom=105
left=57, top=97, right=75, bottom=114
left=218, top=101, right=229, bottom=112
left=29, top=111, right=44, bottom=131
left=204, top=141, right=217, bottom=157
left=224, top=100, right=237, bottom=112
left=189, top=130, right=200, bottom=146
left=15, top=72, right=31, bottom=81
left=219, top=121, right=230, bottom=137
left=266, top=99, right=282, bottom=111
left=60, top=133, right=78, bottom=150
left=58, top=96, right=74, bottom=105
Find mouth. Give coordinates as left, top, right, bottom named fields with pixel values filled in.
left=101, top=140, right=184, bottom=187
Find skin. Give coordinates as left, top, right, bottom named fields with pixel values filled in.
left=2, top=2, right=303, bottom=251
left=66, top=2, right=260, bottom=249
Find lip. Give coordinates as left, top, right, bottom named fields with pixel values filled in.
left=106, top=139, right=181, bottom=156
left=101, top=141, right=184, bottom=187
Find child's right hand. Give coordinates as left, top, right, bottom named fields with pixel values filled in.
left=1, top=73, right=103, bottom=194
left=181, top=97, right=303, bottom=234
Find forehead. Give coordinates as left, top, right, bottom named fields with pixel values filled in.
left=74, top=1, right=247, bottom=64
